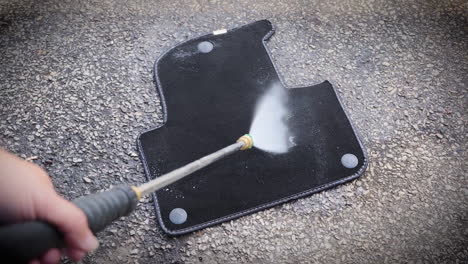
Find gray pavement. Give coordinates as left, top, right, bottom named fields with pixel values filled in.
left=0, top=0, right=467, bottom=263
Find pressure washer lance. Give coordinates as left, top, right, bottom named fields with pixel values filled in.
left=0, top=134, right=254, bottom=263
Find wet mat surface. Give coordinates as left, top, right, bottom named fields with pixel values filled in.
left=138, top=20, right=367, bottom=235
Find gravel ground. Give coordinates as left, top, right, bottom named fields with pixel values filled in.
left=1, top=0, right=467, bottom=263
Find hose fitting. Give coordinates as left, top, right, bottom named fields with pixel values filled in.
left=237, top=134, right=253, bottom=150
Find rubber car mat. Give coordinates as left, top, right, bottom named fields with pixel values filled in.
left=138, top=20, right=367, bottom=235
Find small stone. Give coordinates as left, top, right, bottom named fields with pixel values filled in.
left=83, top=177, right=92, bottom=183
left=25, top=156, right=38, bottom=161
left=130, top=249, right=139, bottom=255
left=73, top=157, right=83, bottom=163
left=436, top=134, right=443, bottom=139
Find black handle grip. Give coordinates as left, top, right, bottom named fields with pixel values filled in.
left=0, top=185, right=139, bottom=263
left=73, top=186, right=138, bottom=233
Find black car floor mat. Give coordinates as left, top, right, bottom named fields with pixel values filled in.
left=138, top=20, right=367, bottom=235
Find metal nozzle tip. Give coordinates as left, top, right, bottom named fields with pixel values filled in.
left=237, top=134, right=253, bottom=150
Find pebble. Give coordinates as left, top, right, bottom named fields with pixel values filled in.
left=83, top=177, right=92, bottom=183
left=73, top=158, right=83, bottom=163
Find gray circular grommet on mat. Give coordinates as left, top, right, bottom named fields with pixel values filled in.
left=341, top=153, right=358, bottom=169
left=169, top=208, right=187, bottom=224
left=197, top=41, right=213, bottom=53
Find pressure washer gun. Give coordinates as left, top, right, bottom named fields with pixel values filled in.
left=0, top=135, right=253, bottom=263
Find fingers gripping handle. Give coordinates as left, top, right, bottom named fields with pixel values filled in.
left=0, top=186, right=139, bottom=263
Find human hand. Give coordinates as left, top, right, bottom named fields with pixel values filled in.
left=0, top=149, right=99, bottom=264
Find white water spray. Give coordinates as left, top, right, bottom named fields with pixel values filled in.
left=249, top=83, right=292, bottom=154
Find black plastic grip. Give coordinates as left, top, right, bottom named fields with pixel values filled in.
left=73, top=186, right=138, bottom=233
left=0, top=221, right=64, bottom=263
left=0, top=185, right=138, bottom=263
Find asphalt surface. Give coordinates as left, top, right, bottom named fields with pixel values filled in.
left=1, top=0, right=467, bottom=263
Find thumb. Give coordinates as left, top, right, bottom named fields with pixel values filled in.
left=38, top=194, right=99, bottom=254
